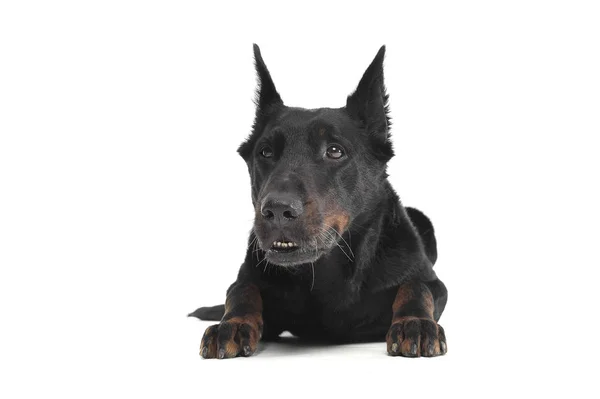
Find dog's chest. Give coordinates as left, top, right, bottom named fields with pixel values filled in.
left=261, top=279, right=393, bottom=339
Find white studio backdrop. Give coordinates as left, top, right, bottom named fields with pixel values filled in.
left=0, top=1, right=599, bottom=398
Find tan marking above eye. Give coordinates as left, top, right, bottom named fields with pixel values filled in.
left=319, top=128, right=326, bottom=136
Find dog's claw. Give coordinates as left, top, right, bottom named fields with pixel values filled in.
left=410, top=343, right=418, bottom=355
left=243, top=345, right=252, bottom=356
left=387, top=319, right=447, bottom=358
left=427, top=344, right=435, bottom=356
left=218, top=348, right=225, bottom=359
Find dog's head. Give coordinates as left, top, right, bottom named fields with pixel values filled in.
left=239, top=45, right=394, bottom=266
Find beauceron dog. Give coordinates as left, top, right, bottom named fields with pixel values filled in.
left=189, top=45, right=448, bottom=359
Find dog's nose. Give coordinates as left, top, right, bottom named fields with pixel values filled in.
left=261, top=194, right=304, bottom=224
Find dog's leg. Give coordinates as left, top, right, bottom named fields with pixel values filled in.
left=386, top=279, right=448, bottom=357
left=200, top=282, right=263, bottom=359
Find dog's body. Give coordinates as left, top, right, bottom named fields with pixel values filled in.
left=190, top=45, right=448, bottom=358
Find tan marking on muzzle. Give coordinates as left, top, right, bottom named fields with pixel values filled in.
left=323, top=212, right=349, bottom=233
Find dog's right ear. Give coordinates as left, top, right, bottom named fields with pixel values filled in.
left=252, top=44, right=283, bottom=111
left=238, top=45, right=284, bottom=160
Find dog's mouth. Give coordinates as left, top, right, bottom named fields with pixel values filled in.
left=270, top=240, right=300, bottom=253
left=261, top=237, right=326, bottom=266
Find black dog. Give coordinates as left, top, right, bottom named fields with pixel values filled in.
left=189, top=45, right=448, bottom=359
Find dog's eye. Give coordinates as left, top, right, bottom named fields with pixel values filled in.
left=260, top=146, right=274, bottom=158
left=326, top=145, right=345, bottom=160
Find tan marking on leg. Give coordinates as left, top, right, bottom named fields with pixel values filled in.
left=224, top=314, right=262, bottom=331
left=422, top=290, right=434, bottom=319
left=391, top=282, right=435, bottom=324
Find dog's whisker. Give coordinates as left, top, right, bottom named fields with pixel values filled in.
left=323, top=223, right=355, bottom=259
left=253, top=237, right=261, bottom=261
left=328, top=229, right=354, bottom=261
left=310, top=262, right=315, bottom=291
left=336, top=242, right=353, bottom=263
left=317, top=228, right=352, bottom=263
left=256, top=256, right=267, bottom=268
left=317, top=227, right=352, bottom=262
left=247, top=235, right=258, bottom=250
left=348, top=229, right=352, bottom=249
left=320, top=227, right=353, bottom=263
left=310, top=237, right=320, bottom=291
left=318, top=227, right=334, bottom=242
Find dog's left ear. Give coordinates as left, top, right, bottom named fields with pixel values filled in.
left=346, top=46, right=390, bottom=141
left=238, top=45, right=284, bottom=161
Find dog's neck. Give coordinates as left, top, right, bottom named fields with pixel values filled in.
left=338, top=181, right=399, bottom=281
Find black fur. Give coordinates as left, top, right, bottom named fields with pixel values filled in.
left=190, top=45, right=448, bottom=356
left=188, top=305, right=225, bottom=321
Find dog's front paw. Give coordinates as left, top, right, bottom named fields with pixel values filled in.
left=386, top=317, right=447, bottom=357
left=200, top=317, right=262, bottom=359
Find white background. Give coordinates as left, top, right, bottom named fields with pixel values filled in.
left=1, top=1, right=599, bottom=398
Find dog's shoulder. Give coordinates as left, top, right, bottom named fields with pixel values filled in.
left=362, top=190, right=437, bottom=292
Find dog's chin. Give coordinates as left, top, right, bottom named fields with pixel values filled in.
left=264, top=246, right=328, bottom=267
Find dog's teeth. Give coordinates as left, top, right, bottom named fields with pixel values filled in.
left=272, top=241, right=299, bottom=249
left=271, top=241, right=299, bottom=249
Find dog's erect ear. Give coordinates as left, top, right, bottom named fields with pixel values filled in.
left=253, top=44, right=283, bottom=111
left=346, top=46, right=390, bottom=140
left=238, top=45, right=284, bottom=161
